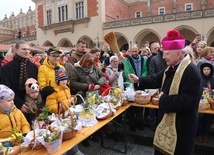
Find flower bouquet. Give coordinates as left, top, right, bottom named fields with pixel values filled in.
left=102, top=87, right=122, bottom=110
left=86, top=91, right=102, bottom=108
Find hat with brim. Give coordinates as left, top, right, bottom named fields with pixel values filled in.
left=47, top=47, right=62, bottom=55
left=162, top=29, right=185, bottom=50
left=60, top=50, right=70, bottom=57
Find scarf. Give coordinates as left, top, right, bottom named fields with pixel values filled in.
left=204, top=56, right=212, bottom=61
left=14, top=54, right=29, bottom=91
left=130, top=55, right=141, bottom=77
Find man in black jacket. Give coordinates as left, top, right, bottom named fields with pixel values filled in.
left=1, top=40, right=38, bottom=124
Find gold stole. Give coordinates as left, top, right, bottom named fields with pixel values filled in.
left=153, top=54, right=191, bottom=155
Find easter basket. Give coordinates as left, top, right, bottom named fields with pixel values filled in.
left=28, top=121, right=44, bottom=150
left=44, top=131, right=62, bottom=154
left=102, top=87, right=122, bottom=110
left=134, top=91, right=151, bottom=105
left=95, top=102, right=113, bottom=120
left=57, top=103, right=78, bottom=141
left=121, top=92, right=129, bottom=106
left=204, top=93, right=214, bottom=110
left=0, top=131, right=22, bottom=155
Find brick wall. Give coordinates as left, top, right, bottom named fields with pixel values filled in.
left=105, top=0, right=214, bottom=20
left=88, top=0, right=98, bottom=17
left=105, top=0, right=129, bottom=22
left=38, top=5, right=44, bottom=28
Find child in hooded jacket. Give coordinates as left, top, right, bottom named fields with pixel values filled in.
left=0, top=84, right=30, bottom=138
left=197, top=62, right=214, bottom=143
left=45, top=67, right=75, bottom=114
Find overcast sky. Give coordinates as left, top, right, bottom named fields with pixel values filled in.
left=0, top=0, right=35, bottom=20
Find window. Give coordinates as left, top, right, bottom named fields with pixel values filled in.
left=185, top=3, right=193, bottom=11
left=116, top=15, right=120, bottom=20
left=47, top=10, right=52, bottom=25
left=135, top=12, right=142, bottom=18
left=23, top=32, right=27, bottom=37
left=76, top=1, right=84, bottom=19
left=58, top=5, right=68, bottom=22
left=158, top=7, right=165, bottom=15
left=31, top=31, right=36, bottom=36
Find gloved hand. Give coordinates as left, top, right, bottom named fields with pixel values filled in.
left=41, top=86, right=55, bottom=99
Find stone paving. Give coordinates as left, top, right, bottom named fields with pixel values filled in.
left=78, top=124, right=155, bottom=155
left=79, top=137, right=154, bottom=155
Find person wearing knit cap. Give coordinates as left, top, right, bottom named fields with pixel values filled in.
left=129, top=29, right=202, bottom=155
left=196, top=62, right=214, bottom=143
left=0, top=84, right=30, bottom=138
left=24, top=78, right=44, bottom=125
left=55, top=67, right=68, bottom=84
left=46, top=67, right=75, bottom=114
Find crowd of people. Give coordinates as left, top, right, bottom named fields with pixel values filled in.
left=0, top=29, right=214, bottom=155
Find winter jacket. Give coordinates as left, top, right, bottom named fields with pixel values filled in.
left=38, top=58, right=65, bottom=90
left=105, top=65, right=119, bottom=87
left=149, top=51, right=167, bottom=76
left=200, top=62, right=214, bottom=88
left=0, top=107, right=30, bottom=138
left=123, top=55, right=148, bottom=83
left=46, top=85, right=72, bottom=114
left=70, top=62, right=105, bottom=97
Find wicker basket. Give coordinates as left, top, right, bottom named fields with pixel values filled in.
left=96, top=102, right=113, bottom=120
left=28, top=122, right=44, bottom=150
left=0, top=131, right=22, bottom=155
left=28, top=139, right=43, bottom=150
left=151, top=97, right=159, bottom=105
left=121, top=92, right=129, bottom=106
left=61, top=104, right=78, bottom=141
left=134, top=91, right=151, bottom=105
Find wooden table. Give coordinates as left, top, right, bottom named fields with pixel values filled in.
left=22, top=104, right=131, bottom=155
left=131, top=102, right=158, bottom=109
left=131, top=102, right=214, bottom=114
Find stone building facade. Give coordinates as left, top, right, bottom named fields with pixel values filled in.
left=0, top=0, right=214, bottom=51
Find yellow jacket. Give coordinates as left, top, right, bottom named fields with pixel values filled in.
left=46, top=85, right=72, bottom=114
left=38, top=58, right=65, bottom=90
left=0, top=107, right=30, bottom=138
